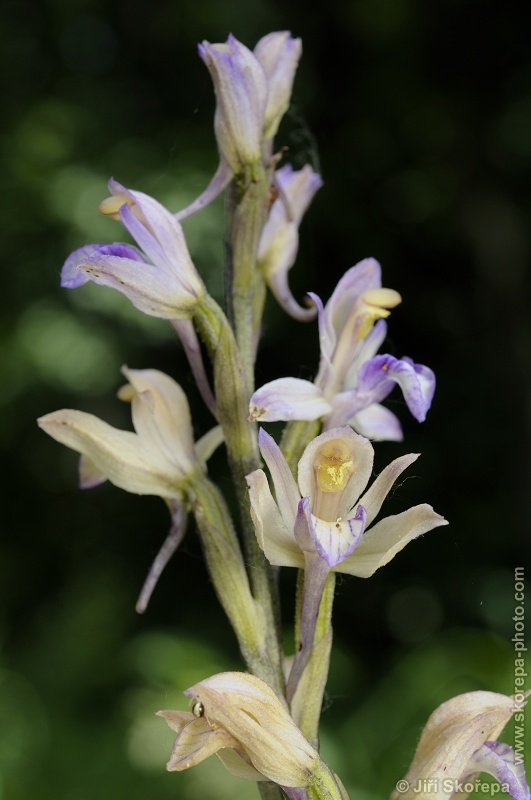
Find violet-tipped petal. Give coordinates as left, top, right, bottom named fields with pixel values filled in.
left=254, top=32, right=302, bottom=140
left=356, top=354, right=436, bottom=422
left=249, top=378, right=331, bottom=422
left=199, top=34, right=267, bottom=172
left=257, top=164, right=322, bottom=321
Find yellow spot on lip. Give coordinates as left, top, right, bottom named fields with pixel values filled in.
left=314, top=440, right=354, bottom=493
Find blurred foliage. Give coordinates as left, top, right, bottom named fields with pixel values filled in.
left=1, top=0, right=529, bottom=797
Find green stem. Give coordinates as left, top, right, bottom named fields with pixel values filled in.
left=226, top=163, right=269, bottom=394
left=291, top=572, right=335, bottom=748
left=194, top=296, right=285, bottom=698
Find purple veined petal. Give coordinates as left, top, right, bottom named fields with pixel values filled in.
left=465, top=742, right=530, bottom=800
left=296, top=498, right=367, bottom=568
left=61, top=243, right=146, bottom=289
left=357, top=354, right=436, bottom=422
left=249, top=378, right=331, bottom=422
left=175, top=160, right=233, bottom=221
left=257, top=428, right=300, bottom=531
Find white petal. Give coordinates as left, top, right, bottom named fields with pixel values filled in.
left=246, top=469, right=303, bottom=567
left=38, top=409, right=182, bottom=498
left=257, top=428, right=300, bottom=531
left=358, top=452, right=420, bottom=526
left=216, top=748, right=268, bottom=781
left=349, top=402, right=403, bottom=441
left=339, top=504, right=448, bottom=577
left=195, top=425, right=224, bottom=467
left=78, top=454, right=107, bottom=489
left=250, top=378, right=330, bottom=422
left=123, top=368, right=197, bottom=477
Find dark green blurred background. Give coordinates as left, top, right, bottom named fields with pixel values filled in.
left=1, top=0, right=529, bottom=797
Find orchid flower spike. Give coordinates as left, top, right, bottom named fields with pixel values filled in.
left=257, top=163, right=323, bottom=321
left=250, top=258, right=436, bottom=441
left=61, top=179, right=205, bottom=319
left=390, top=691, right=530, bottom=800
left=157, top=671, right=319, bottom=788
left=38, top=367, right=223, bottom=611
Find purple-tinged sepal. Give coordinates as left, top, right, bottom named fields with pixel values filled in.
left=254, top=32, right=302, bottom=141
left=249, top=377, right=331, bottom=422
left=356, top=354, right=436, bottom=422
left=257, top=163, right=322, bottom=320
left=61, top=243, right=146, bottom=289
left=199, top=34, right=268, bottom=173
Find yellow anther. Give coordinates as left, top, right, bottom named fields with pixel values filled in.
left=98, top=192, right=132, bottom=219
left=314, top=440, right=354, bottom=494
left=117, top=383, right=136, bottom=402
left=363, top=288, right=402, bottom=309
left=356, top=288, right=402, bottom=340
